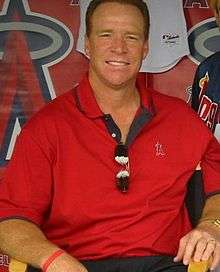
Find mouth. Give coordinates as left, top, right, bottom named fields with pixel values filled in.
left=106, top=61, right=130, bottom=66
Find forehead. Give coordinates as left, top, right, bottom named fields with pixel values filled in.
left=90, top=2, right=145, bottom=31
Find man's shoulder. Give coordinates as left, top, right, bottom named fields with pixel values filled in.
left=151, top=89, right=188, bottom=110
left=23, top=89, right=76, bottom=130
left=151, top=89, right=204, bottom=122
left=151, top=89, right=213, bottom=140
left=43, top=89, right=75, bottom=112
left=35, top=89, right=75, bottom=116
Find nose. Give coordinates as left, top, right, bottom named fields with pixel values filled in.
left=111, top=35, right=127, bottom=54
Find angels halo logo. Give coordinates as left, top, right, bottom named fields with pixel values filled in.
left=188, top=17, right=220, bottom=65
left=0, top=0, right=74, bottom=170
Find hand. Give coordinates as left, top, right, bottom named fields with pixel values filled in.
left=174, top=225, right=220, bottom=270
left=46, top=252, right=88, bottom=272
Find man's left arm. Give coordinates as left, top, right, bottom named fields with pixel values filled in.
left=174, top=194, right=220, bottom=270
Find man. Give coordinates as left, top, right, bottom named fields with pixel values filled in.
left=0, top=1, right=220, bottom=272
left=191, top=0, right=220, bottom=141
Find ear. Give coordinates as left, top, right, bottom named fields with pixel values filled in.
left=84, top=35, right=90, bottom=58
left=142, top=40, right=149, bottom=60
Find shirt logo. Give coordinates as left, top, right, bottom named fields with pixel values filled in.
left=155, top=142, right=166, bottom=157
left=162, top=33, right=180, bottom=46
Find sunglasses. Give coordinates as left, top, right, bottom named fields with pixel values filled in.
left=115, top=144, right=130, bottom=193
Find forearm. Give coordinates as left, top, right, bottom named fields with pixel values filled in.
left=197, top=194, right=220, bottom=239
left=199, top=194, right=220, bottom=222
left=0, top=219, right=59, bottom=268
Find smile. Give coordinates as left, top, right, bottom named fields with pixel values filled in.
left=106, top=61, right=130, bottom=66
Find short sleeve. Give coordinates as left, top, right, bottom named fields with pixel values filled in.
left=201, top=135, right=220, bottom=196
left=0, top=127, right=54, bottom=226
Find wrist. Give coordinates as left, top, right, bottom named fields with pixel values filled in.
left=42, top=249, right=65, bottom=272
left=197, top=219, right=220, bottom=240
left=198, top=219, right=220, bottom=228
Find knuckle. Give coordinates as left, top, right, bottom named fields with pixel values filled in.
left=186, top=241, right=195, bottom=250
left=179, top=237, right=186, bottom=245
left=193, top=229, right=203, bottom=238
left=216, top=242, right=220, bottom=248
left=198, top=237, right=206, bottom=244
left=187, top=245, right=194, bottom=251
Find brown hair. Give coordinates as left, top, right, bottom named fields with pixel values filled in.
left=86, top=0, right=150, bottom=40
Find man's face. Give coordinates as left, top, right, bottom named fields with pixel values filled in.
left=85, top=2, right=148, bottom=90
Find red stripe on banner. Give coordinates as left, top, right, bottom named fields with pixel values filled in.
left=15, top=29, right=45, bottom=116
left=0, top=32, right=18, bottom=148
left=0, top=28, right=46, bottom=146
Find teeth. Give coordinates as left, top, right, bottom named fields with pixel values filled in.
left=107, top=61, right=128, bottom=66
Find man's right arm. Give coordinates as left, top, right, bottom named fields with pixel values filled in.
left=0, top=219, right=88, bottom=272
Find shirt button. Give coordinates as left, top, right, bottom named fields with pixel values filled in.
left=112, top=133, right=116, bottom=138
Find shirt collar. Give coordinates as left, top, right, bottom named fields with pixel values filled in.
left=74, top=73, right=156, bottom=119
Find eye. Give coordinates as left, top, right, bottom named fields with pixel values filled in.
left=126, top=35, right=138, bottom=41
left=99, top=32, right=111, bottom=38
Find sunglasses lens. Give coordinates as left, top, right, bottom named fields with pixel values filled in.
left=115, top=144, right=128, bottom=157
left=116, top=176, right=129, bottom=193
left=115, top=144, right=130, bottom=193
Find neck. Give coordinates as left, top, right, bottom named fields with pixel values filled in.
left=88, top=72, right=141, bottom=143
left=88, top=74, right=140, bottom=114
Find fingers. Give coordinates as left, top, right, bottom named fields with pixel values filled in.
left=210, top=244, right=220, bottom=271
left=174, top=232, right=201, bottom=265
left=174, top=234, right=189, bottom=263
left=174, top=230, right=219, bottom=267
left=193, top=237, right=210, bottom=262
left=200, top=239, right=216, bottom=261
left=193, top=237, right=218, bottom=265
left=183, top=233, right=201, bottom=265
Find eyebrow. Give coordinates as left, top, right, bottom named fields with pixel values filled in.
left=96, top=29, right=112, bottom=33
left=96, top=29, right=143, bottom=36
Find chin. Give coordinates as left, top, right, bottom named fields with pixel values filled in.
left=106, top=80, right=132, bottom=89
left=103, top=75, right=134, bottom=88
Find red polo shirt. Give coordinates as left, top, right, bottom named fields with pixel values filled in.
left=0, top=75, right=220, bottom=260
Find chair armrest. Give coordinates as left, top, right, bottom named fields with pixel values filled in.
left=188, top=259, right=211, bottom=272
left=9, top=258, right=27, bottom=272
left=8, top=257, right=212, bottom=272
